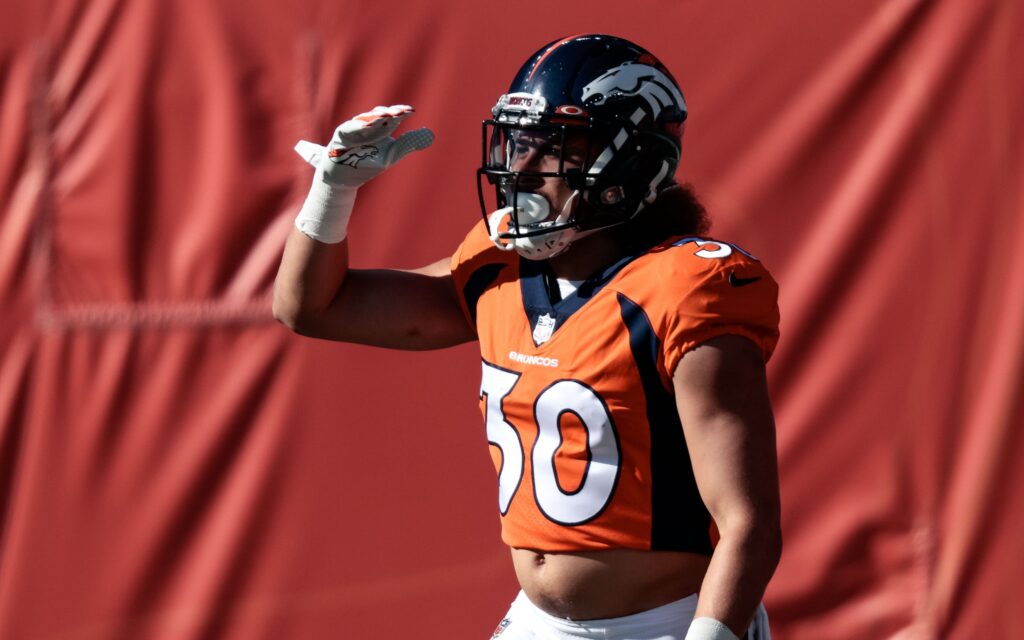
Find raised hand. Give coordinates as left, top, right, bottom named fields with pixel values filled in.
left=294, top=105, right=434, bottom=243
left=295, top=105, right=434, bottom=188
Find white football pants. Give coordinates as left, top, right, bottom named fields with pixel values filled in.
left=490, top=591, right=771, bottom=640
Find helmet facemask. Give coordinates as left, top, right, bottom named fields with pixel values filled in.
left=477, top=112, right=680, bottom=260
left=478, top=115, right=602, bottom=260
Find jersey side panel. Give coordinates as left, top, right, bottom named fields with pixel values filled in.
left=614, top=291, right=714, bottom=553
left=450, top=221, right=515, bottom=331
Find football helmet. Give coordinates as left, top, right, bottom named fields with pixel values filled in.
left=478, top=34, right=687, bottom=259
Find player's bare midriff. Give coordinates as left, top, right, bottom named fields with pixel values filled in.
left=511, top=547, right=711, bottom=620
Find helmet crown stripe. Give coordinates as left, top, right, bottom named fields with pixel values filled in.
left=526, top=33, right=588, bottom=82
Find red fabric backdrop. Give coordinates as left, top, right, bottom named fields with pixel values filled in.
left=1, top=0, right=1022, bottom=637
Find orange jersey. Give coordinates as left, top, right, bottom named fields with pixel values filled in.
left=450, top=222, right=780, bottom=553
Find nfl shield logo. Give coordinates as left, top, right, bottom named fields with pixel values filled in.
left=533, top=313, right=556, bottom=345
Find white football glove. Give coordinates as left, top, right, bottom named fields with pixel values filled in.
left=294, top=105, right=434, bottom=243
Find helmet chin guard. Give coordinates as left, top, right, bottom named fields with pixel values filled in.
left=488, top=192, right=581, bottom=260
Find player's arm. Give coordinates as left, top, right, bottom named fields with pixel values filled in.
left=272, top=105, right=475, bottom=350
left=273, top=233, right=473, bottom=349
left=675, top=334, right=782, bottom=640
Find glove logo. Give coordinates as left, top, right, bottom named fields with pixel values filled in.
left=329, top=146, right=380, bottom=168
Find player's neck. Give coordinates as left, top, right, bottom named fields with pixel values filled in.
left=547, top=229, right=626, bottom=281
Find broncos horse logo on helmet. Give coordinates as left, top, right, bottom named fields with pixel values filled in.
left=581, top=62, right=686, bottom=120
left=478, top=34, right=688, bottom=260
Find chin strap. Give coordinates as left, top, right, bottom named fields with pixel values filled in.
left=487, top=208, right=518, bottom=252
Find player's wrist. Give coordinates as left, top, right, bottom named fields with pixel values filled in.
left=294, top=172, right=357, bottom=244
left=685, top=617, right=739, bottom=640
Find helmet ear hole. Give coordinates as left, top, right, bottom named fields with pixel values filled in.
left=601, top=186, right=625, bottom=205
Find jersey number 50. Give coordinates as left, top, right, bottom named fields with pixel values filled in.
left=480, top=361, right=621, bottom=526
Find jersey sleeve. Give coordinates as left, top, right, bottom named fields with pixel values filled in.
left=449, top=220, right=513, bottom=330
left=661, top=241, right=780, bottom=376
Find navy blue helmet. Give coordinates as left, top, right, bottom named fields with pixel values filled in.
left=479, top=34, right=687, bottom=259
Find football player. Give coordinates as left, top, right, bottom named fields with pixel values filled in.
left=275, top=34, right=780, bottom=640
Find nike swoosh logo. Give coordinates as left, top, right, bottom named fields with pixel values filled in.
left=729, top=272, right=762, bottom=287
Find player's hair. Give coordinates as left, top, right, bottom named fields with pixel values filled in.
left=621, top=182, right=711, bottom=250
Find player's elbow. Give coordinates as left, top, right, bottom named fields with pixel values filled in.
left=272, top=292, right=314, bottom=335
left=272, top=288, right=296, bottom=327
left=718, top=508, right=783, bottom=572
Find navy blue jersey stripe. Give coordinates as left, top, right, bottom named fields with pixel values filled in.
left=519, top=258, right=564, bottom=345
left=463, top=263, right=507, bottom=325
left=617, top=292, right=713, bottom=554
